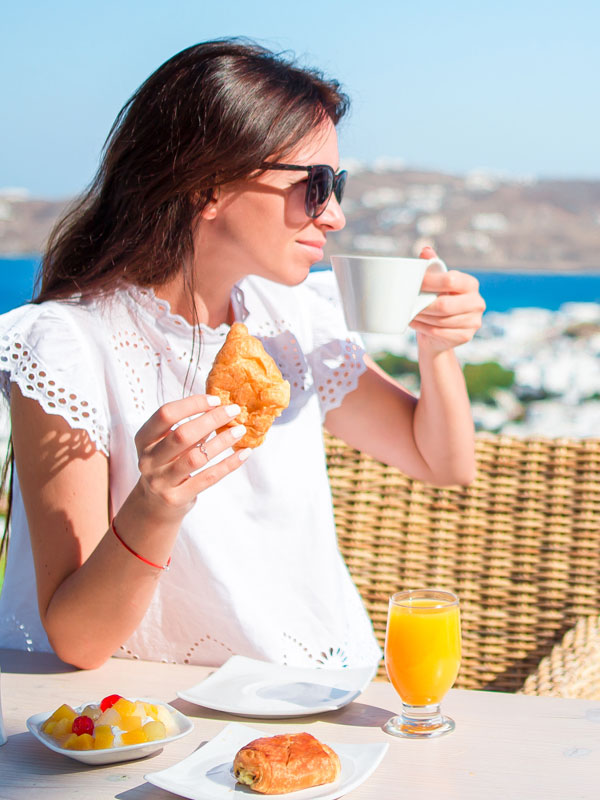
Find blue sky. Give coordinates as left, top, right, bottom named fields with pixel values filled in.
left=2, top=0, right=599, bottom=197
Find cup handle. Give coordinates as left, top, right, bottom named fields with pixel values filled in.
left=410, top=258, right=448, bottom=319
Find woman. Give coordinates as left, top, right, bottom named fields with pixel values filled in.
left=0, top=39, right=484, bottom=669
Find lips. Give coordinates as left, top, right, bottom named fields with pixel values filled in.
left=296, top=240, right=326, bottom=259
left=297, top=240, right=326, bottom=249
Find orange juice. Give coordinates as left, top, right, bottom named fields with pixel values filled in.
left=385, top=597, right=461, bottom=706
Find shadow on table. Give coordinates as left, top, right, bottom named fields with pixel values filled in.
left=0, top=648, right=76, bottom=675
left=169, top=696, right=395, bottom=729
left=2, top=730, right=160, bottom=775
left=117, top=787, right=183, bottom=799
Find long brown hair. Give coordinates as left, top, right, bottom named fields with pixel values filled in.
left=35, top=38, right=349, bottom=303
left=1, top=38, right=349, bottom=555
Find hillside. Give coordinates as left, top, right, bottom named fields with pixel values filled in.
left=1, top=168, right=599, bottom=270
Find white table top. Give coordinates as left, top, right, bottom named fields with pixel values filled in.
left=0, top=648, right=598, bottom=799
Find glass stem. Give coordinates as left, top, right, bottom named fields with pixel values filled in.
left=401, top=702, right=444, bottom=728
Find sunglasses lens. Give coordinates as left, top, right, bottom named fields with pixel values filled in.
left=306, top=167, right=334, bottom=218
left=334, top=170, right=347, bottom=204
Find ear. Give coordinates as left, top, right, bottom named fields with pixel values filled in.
left=200, top=202, right=218, bottom=220
left=199, top=188, right=220, bottom=220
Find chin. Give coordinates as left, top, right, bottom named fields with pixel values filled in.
left=260, top=260, right=313, bottom=287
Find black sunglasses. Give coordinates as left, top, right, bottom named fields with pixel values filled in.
left=261, top=163, right=348, bottom=218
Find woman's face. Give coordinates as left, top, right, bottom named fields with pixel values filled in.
left=198, top=118, right=346, bottom=286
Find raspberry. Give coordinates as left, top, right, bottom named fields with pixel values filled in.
left=72, top=715, right=94, bottom=736
left=100, top=694, right=123, bottom=712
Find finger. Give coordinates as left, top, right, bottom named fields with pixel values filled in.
left=135, top=394, right=222, bottom=450
left=166, top=448, right=252, bottom=505
left=421, top=269, right=480, bottom=294
left=168, top=424, right=247, bottom=485
left=411, top=310, right=483, bottom=329
left=411, top=321, right=478, bottom=344
left=419, top=245, right=437, bottom=259
left=416, top=292, right=486, bottom=319
left=141, top=403, right=242, bottom=468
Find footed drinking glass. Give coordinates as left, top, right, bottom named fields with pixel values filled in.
left=384, top=589, right=461, bottom=739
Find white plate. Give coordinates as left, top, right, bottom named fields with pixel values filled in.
left=27, top=697, right=194, bottom=765
left=145, top=721, right=388, bottom=799
left=177, top=656, right=378, bottom=718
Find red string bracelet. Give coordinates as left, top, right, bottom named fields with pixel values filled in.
left=111, top=520, right=171, bottom=571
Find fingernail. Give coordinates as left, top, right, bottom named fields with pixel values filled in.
left=206, top=395, right=221, bottom=406
left=238, top=448, right=252, bottom=461
left=225, top=404, right=241, bottom=417
left=231, top=424, right=246, bottom=440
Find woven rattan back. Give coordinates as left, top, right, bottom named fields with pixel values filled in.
left=325, top=433, right=600, bottom=692
left=521, top=615, right=600, bottom=699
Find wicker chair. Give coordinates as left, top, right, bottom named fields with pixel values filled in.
left=520, top=614, right=600, bottom=699
left=325, top=432, right=600, bottom=696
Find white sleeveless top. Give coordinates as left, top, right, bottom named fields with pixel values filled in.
left=0, top=270, right=381, bottom=669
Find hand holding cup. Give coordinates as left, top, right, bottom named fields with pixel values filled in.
left=330, top=247, right=485, bottom=349
left=410, top=246, right=485, bottom=352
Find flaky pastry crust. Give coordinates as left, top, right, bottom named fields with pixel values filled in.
left=233, top=731, right=341, bottom=794
left=206, top=322, right=290, bottom=448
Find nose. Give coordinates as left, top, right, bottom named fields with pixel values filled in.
left=318, top=193, right=346, bottom=231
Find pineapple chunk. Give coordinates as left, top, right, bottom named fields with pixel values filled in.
left=96, top=707, right=120, bottom=727
left=42, top=719, right=58, bottom=736
left=42, top=703, right=76, bottom=731
left=48, top=716, right=73, bottom=740
left=154, top=704, right=175, bottom=732
left=93, top=724, right=115, bottom=750
left=64, top=733, right=94, bottom=750
left=142, top=720, right=166, bottom=741
left=121, top=728, right=148, bottom=746
left=144, top=702, right=160, bottom=719
left=119, top=714, right=142, bottom=732
left=113, top=697, right=137, bottom=717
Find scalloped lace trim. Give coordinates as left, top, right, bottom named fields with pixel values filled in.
left=126, top=285, right=235, bottom=337
left=313, top=339, right=366, bottom=419
left=0, top=335, right=109, bottom=456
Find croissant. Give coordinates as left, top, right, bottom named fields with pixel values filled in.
left=233, top=732, right=341, bottom=794
left=206, top=322, right=290, bottom=449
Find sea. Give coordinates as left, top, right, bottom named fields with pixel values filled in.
left=2, top=255, right=600, bottom=315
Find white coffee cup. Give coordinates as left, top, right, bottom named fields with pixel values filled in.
left=330, top=254, right=447, bottom=334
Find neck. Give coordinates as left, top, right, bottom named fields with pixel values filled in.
left=152, top=219, right=250, bottom=327
left=153, top=272, right=235, bottom=328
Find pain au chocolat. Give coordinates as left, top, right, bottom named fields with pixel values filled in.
left=233, top=732, right=341, bottom=794
left=205, top=322, right=290, bottom=449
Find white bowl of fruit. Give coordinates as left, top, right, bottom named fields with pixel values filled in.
left=27, top=693, right=194, bottom=764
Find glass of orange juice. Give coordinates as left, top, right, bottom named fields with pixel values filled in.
left=384, top=588, right=461, bottom=738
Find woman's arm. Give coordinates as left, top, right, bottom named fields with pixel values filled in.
left=325, top=254, right=485, bottom=486
left=10, top=384, right=247, bottom=669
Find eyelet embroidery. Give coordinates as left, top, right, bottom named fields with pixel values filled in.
left=314, top=339, right=365, bottom=414
left=282, top=632, right=350, bottom=668
left=119, top=636, right=234, bottom=665
left=111, top=329, right=152, bottom=412
left=118, top=644, right=141, bottom=660
left=254, top=324, right=365, bottom=416
left=258, top=328, right=311, bottom=396
left=4, top=615, right=35, bottom=651
left=1, top=334, right=109, bottom=455
left=182, top=635, right=234, bottom=665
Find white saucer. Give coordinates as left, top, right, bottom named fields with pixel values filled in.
left=176, top=656, right=378, bottom=718
left=145, top=721, right=388, bottom=799
left=27, top=697, right=194, bottom=765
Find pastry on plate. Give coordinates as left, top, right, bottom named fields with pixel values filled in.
left=206, top=322, right=290, bottom=448
left=233, top=731, right=341, bottom=794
